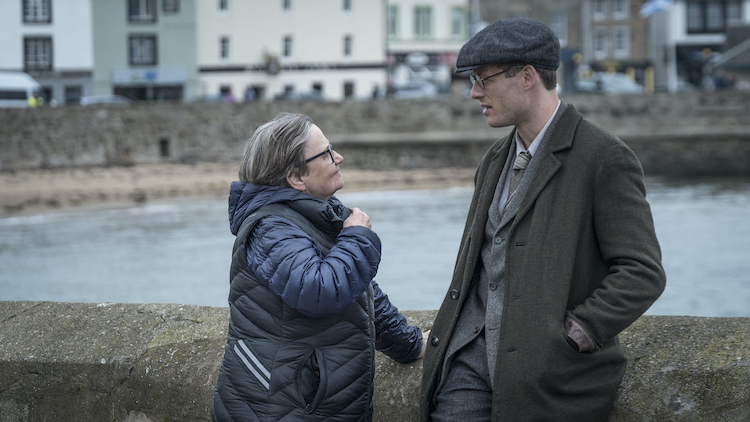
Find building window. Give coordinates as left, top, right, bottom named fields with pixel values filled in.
left=219, top=0, right=228, bottom=11
left=343, top=35, right=352, bottom=57
left=65, top=85, right=82, bottom=104
left=23, top=0, right=52, bottom=23
left=24, top=37, right=52, bottom=70
left=593, top=28, right=608, bottom=59
left=343, top=81, right=354, bottom=99
left=593, top=0, right=608, bottom=21
left=549, top=12, right=567, bottom=47
left=343, top=0, right=351, bottom=11
left=388, top=5, right=399, bottom=39
left=451, top=7, right=467, bottom=39
left=282, top=0, right=291, bottom=11
left=283, top=35, right=292, bottom=57
left=613, top=26, right=630, bottom=58
left=612, top=0, right=629, bottom=20
left=687, top=1, right=742, bottom=33
left=129, top=35, right=157, bottom=65
left=220, top=37, right=229, bottom=59
left=163, top=0, right=180, bottom=13
left=727, top=1, right=742, bottom=25
left=129, top=0, right=156, bottom=22
left=414, top=6, right=432, bottom=39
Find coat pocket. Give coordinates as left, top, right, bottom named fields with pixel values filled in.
left=296, top=348, right=327, bottom=413
left=233, top=339, right=271, bottom=391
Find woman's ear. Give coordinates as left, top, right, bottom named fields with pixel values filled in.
left=286, top=169, right=305, bottom=192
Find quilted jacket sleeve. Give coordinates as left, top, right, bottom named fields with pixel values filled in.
left=246, top=215, right=381, bottom=318
left=372, top=281, right=423, bottom=364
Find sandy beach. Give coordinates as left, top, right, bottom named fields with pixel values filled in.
left=0, top=163, right=476, bottom=217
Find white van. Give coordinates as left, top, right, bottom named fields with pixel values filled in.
left=0, top=71, right=41, bottom=108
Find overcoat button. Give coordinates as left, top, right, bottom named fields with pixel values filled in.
left=450, top=289, right=459, bottom=300
left=431, top=337, right=440, bottom=347
left=489, top=282, right=497, bottom=291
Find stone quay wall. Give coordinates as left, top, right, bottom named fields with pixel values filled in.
left=1, top=301, right=749, bottom=422
left=1, top=91, right=749, bottom=177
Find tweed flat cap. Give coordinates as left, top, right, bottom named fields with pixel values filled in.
left=455, top=19, right=560, bottom=73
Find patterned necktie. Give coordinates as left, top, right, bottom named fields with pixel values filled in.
left=505, top=151, right=531, bottom=210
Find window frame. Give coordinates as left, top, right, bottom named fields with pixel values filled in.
left=414, top=5, right=433, bottom=40
left=549, top=11, right=568, bottom=47
left=687, top=1, right=743, bottom=34
left=24, top=36, right=53, bottom=71
left=128, top=0, right=157, bottom=23
left=163, top=0, right=180, bottom=14
left=283, top=35, right=292, bottom=58
left=343, top=34, right=352, bottom=57
left=23, top=0, right=52, bottom=23
left=593, top=0, right=608, bottom=21
left=220, top=36, right=229, bottom=60
left=450, top=6, right=467, bottom=40
left=593, top=27, right=609, bottom=60
left=129, top=34, right=158, bottom=66
left=612, top=0, right=630, bottom=20
left=612, top=26, right=630, bottom=58
left=388, top=5, right=399, bottom=39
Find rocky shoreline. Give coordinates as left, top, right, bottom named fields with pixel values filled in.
left=0, top=163, right=476, bottom=217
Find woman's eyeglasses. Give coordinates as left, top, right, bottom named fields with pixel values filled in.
left=305, top=144, right=334, bottom=163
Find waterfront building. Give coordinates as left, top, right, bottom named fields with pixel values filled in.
left=0, top=0, right=94, bottom=105
left=90, top=0, right=199, bottom=101
left=197, top=0, right=386, bottom=102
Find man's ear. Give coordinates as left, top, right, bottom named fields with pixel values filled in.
left=522, top=65, right=536, bottom=91
left=286, top=169, right=305, bottom=191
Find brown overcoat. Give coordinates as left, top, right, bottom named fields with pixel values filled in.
left=420, top=105, right=666, bottom=421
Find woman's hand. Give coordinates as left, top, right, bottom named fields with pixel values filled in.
left=417, top=330, right=431, bottom=359
left=343, top=207, right=372, bottom=230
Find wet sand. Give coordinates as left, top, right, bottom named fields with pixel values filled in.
left=0, top=163, right=475, bottom=217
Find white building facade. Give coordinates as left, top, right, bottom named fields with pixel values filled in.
left=386, top=0, right=470, bottom=93
left=0, top=0, right=93, bottom=104
left=197, top=0, right=386, bottom=101
left=654, top=0, right=750, bottom=91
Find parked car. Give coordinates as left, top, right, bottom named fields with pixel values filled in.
left=393, top=81, right=439, bottom=98
left=80, top=95, right=132, bottom=106
left=0, top=71, right=41, bottom=108
left=575, top=73, right=644, bottom=94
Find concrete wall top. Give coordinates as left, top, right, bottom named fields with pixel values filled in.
left=1, top=301, right=749, bottom=422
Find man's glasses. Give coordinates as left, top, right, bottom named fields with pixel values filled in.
left=305, top=144, right=334, bottom=163
left=470, top=66, right=523, bottom=90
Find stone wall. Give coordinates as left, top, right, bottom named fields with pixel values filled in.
left=1, top=91, right=749, bottom=176
left=1, top=301, right=749, bottom=422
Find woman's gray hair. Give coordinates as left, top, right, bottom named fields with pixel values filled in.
left=238, top=113, right=313, bottom=186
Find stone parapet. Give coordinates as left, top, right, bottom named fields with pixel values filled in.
left=1, top=302, right=748, bottom=421
left=1, top=92, right=749, bottom=176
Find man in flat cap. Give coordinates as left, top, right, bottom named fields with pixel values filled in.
left=419, top=19, right=666, bottom=422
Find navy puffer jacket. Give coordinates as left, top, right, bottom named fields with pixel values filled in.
left=212, top=182, right=423, bottom=422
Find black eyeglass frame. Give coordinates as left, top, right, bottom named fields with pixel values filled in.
left=305, top=144, right=334, bottom=163
left=470, top=65, right=524, bottom=90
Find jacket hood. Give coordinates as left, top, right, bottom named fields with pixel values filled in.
left=228, top=181, right=350, bottom=236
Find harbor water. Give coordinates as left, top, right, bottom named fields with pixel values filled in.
left=1, top=178, right=749, bottom=317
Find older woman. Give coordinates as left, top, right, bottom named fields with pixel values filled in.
left=212, top=113, right=427, bottom=421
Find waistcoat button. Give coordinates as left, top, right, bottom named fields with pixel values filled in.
left=450, top=289, right=459, bottom=300
left=431, top=337, right=440, bottom=347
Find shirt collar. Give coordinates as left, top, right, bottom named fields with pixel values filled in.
left=513, top=99, right=562, bottom=157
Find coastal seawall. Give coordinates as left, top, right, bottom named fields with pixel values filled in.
left=1, top=301, right=749, bottom=421
left=2, top=92, right=749, bottom=177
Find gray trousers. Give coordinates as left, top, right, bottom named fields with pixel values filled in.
left=431, top=330, right=492, bottom=422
